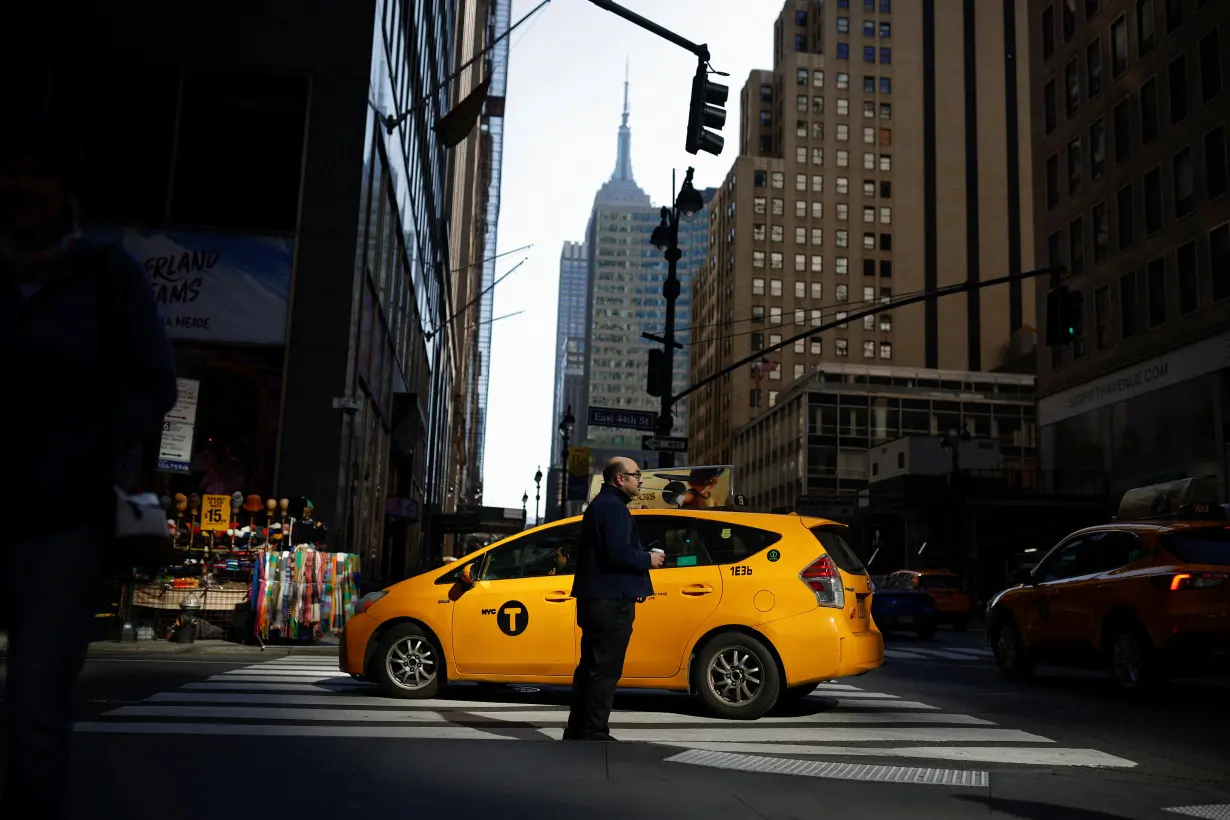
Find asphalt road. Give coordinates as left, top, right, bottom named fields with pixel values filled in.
left=1, top=631, right=1227, bottom=819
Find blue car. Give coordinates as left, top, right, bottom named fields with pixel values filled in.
left=870, top=574, right=939, bottom=640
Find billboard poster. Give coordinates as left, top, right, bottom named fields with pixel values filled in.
left=588, top=465, right=734, bottom=510
left=83, top=225, right=294, bottom=346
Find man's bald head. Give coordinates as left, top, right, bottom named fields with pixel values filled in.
left=602, top=457, right=642, bottom=499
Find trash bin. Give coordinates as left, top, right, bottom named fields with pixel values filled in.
left=172, top=596, right=203, bottom=644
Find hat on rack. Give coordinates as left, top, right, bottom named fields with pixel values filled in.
left=231, top=491, right=244, bottom=508
left=242, top=494, right=263, bottom=513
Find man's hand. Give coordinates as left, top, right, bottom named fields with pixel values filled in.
left=648, top=550, right=666, bottom=569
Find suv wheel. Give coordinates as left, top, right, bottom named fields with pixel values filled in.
left=696, top=632, right=781, bottom=720
left=1110, top=626, right=1162, bottom=693
left=993, top=620, right=1035, bottom=681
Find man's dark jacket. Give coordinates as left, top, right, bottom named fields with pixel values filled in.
left=0, top=241, right=177, bottom=537
left=570, top=484, right=654, bottom=600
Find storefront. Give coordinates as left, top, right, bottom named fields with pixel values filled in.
left=1038, top=330, right=1230, bottom=502
left=85, top=225, right=363, bottom=643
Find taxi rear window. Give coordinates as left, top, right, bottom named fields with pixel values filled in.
left=1161, top=527, right=1230, bottom=567
left=810, top=527, right=866, bottom=575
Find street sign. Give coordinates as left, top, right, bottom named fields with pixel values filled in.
left=587, top=405, right=657, bottom=432
left=641, top=435, right=688, bottom=452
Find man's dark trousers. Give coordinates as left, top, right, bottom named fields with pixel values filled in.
left=564, top=597, right=636, bottom=740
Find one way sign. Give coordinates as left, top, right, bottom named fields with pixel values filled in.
left=642, top=436, right=688, bottom=452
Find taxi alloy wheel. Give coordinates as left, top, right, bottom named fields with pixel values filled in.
left=697, top=632, right=781, bottom=721
left=993, top=621, right=1034, bottom=681
left=1110, top=628, right=1160, bottom=692
left=373, top=623, right=444, bottom=700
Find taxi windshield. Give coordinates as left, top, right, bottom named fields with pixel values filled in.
left=919, top=575, right=961, bottom=590
left=1162, top=527, right=1230, bottom=567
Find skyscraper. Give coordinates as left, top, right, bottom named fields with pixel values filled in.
left=550, top=241, right=589, bottom=462
left=689, top=0, right=1039, bottom=469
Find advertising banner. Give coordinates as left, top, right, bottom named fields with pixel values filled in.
left=84, top=226, right=294, bottom=346
left=588, top=465, right=734, bottom=511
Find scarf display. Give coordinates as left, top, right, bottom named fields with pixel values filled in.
left=250, top=547, right=361, bottom=640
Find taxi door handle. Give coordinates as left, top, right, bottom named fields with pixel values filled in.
left=682, top=584, right=714, bottom=596
left=544, top=592, right=571, bottom=603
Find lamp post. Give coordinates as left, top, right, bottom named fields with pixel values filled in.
left=646, top=168, right=706, bottom=469
left=521, top=491, right=529, bottom=529
left=534, top=466, right=543, bottom=527
left=558, top=405, right=575, bottom=520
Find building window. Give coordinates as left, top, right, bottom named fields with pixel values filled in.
left=863, top=232, right=876, bottom=249
left=1042, top=6, right=1055, bottom=59
left=837, top=98, right=850, bottom=115
left=880, top=128, right=893, bottom=145
left=814, top=96, right=825, bottom=115
left=771, top=171, right=785, bottom=188
left=760, top=110, right=773, bottom=127
left=1146, top=256, right=1167, bottom=328
left=797, top=68, right=809, bottom=85
left=879, top=342, right=893, bottom=360
left=880, top=314, right=893, bottom=332
left=880, top=77, right=892, bottom=94
left=1113, top=98, right=1132, bottom=163
left=837, top=257, right=849, bottom=275
left=838, top=42, right=850, bottom=60
left=797, top=94, right=808, bottom=114
left=879, top=154, right=892, bottom=171
left=1065, top=59, right=1081, bottom=117
left=880, top=233, right=892, bottom=250
left=1090, top=119, right=1106, bottom=181
left=1044, top=79, right=1058, bottom=132
left=1062, top=0, right=1076, bottom=40
left=881, top=103, right=893, bottom=119
left=838, top=16, right=851, bottom=33
left=1177, top=240, right=1199, bottom=316
left=812, top=174, right=824, bottom=192
left=1211, top=224, right=1230, bottom=302
left=836, top=230, right=849, bottom=248
left=1117, top=183, right=1135, bottom=248
left=837, top=124, right=850, bottom=141
left=752, top=305, right=765, bottom=322
left=1144, top=166, right=1163, bottom=234
left=750, top=389, right=761, bottom=408
left=753, top=250, right=766, bottom=267
left=795, top=339, right=805, bottom=353
left=864, top=46, right=876, bottom=62
left=795, top=253, right=807, bottom=272
left=837, top=150, right=850, bottom=167
left=1070, top=217, right=1085, bottom=275
left=813, top=147, right=824, bottom=165
left=811, top=256, right=824, bottom=274
left=814, top=70, right=825, bottom=88
left=880, top=260, right=892, bottom=278
left=864, top=20, right=875, bottom=37
left=810, top=339, right=823, bottom=356
left=812, top=228, right=824, bottom=245
left=751, top=332, right=763, bottom=351
left=796, top=200, right=807, bottom=218
left=752, top=277, right=765, bottom=295
left=881, top=22, right=891, bottom=38
left=1094, top=285, right=1111, bottom=350
left=754, top=196, right=767, bottom=214
left=796, top=173, right=808, bottom=191
left=1138, top=1, right=1155, bottom=56
left=1200, top=31, right=1222, bottom=103
left=772, top=198, right=784, bottom=215
left=836, top=339, right=850, bottom=357
left=880, top=207, right=892, bottom=224
left=1174, top=146, right=1195, bottom=218
left=838, top=72, right=850, bottom=89
left=812, top=200, right=824, bottom=218
left=1165, top=0, right=1182, bottom=34
left=796, top=226, right=808, bottom=244
left=1087, top=38, right=1104, bottom=98
left=1046, top=154, right=1060, bottom=209
left=1140, top=77, right=1160, bottom=144
left=794, top=308, right=806, bottom=325
left=1120, top=270, right=1139, bottom=338
left=794, top=363, right=805, bottom=382
left=863, top=125, right=876, bottom=143
left=863, top=258, right=876, bottom=277
left=881, top=0, right=892, bottom=11
left=772, top=224, right=784, bottom=242
left=795, top=35, right=807, bottom=51
left=1169, top=54, right=1189, bottom=124
left=836, top=284, right=849, bottom=302
left=1067, top=138, right=1082, bottom=194
left=771, top=279, right=784, bottom=296
left=1206, top=126, right=1228, bottom=200
left=753, top=223, right=766, bottom=241
left=1093, top=200, right=1109, bottom=263
left=795, top=280, right=806, bottom=297
left=770, top=306, right=783, bottom=324
left=863, top=205, right=876, bottom=223
left=862, top=340, right=875, bottom=359
left=863, top=76, right=876, bottom=93
left=768, top=391, right=779, bottom=407
left=1111, top=14, right=1129, bottom=76
left=771, top=252, right=784, bottom=269
left=880, top=47, right=891, bottom=64
left=864, top=152, right=876, bottom=170
left=864, top=180, right=876, bottom=197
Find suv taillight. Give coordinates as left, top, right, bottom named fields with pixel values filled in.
left=800, top=554, right=845, bottom=609
left=1168, top=572, right=1228, bottom=591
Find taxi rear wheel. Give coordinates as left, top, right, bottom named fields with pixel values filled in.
left=372, top=623, right=444, bottom=700
left=695, top=632, right=781, bottom=721
left=1109, top=626, right=1163, bottom=693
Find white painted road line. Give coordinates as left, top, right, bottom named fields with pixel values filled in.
left=883, top=649, right=931, bottom=660
left=534, top=727, right=1052, bottom=743
left=655, top=742, right=1137, bottom=768
left=457, top=710, right=994, bottom=726
left=73, top=722, right=515, bottom=739
left=804, top=690, right=899, bottom=699
left=182, top=681, right=371, bottom=692
left=216, top=669, right=349, bottom=677
left=665, top=749, right=989, bottom=788
left=1164, top=806, right=1230, bottom=820
left=827, top=699, right=939, bottom=710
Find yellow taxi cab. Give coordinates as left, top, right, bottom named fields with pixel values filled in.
left=884, top=569, right=974, bottom=631
left=986, top=478, right=1230, bottom=692
left=340, top=508, right=882, bottom=720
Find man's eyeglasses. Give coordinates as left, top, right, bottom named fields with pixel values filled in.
left=622, top=471, right=643, bottom=480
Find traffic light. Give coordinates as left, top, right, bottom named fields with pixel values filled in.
left=646, top=348, right=669, bottom=397
left=1044, top=285, right=1085, bottom=346
left=685, top=60, right=728, bottom=156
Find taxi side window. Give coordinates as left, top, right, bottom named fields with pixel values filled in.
left=1084, top=530, right=1146, bottom=573
left=635, top=517, right=714, bottom=568
left=480, top=524, right=580, bottom=581
left=1038, top=537, right=1091, bottom=582
left=700, top=520, right=783, bottom=565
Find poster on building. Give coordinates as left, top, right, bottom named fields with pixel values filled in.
left=157, top=378, right=199, bottom=474
left=83, top=225, right=294, bottom=346
left=588, top=465, right=734, bottom=511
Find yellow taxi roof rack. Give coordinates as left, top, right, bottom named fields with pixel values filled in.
left=1113, top=476, right=1226, bottom=523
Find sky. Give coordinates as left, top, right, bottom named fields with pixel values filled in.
left=481, top=0, right=783, bottom=512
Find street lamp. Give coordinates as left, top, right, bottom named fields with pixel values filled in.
left=645, top=168, right=705, bottom=469
left=534, top=467, right=543, bottom=527
left=521, top=490, right=529, bottom=528
left=558, top=405, right=575, bottom=520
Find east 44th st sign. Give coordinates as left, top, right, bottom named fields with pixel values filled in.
left=587, top=406, right=658, bottom=432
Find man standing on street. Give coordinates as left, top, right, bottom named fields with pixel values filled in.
left=564, top=457, right=664, bottom=742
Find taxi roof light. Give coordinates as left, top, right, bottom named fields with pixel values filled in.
left=800, top=553, right=844, bottom=609
left=1113, top=477, right=1225, bottom=523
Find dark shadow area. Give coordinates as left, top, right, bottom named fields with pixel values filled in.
left=956, top=796, right=1136, bottom=820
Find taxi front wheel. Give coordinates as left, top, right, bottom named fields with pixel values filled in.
left=993, top=621, right=1035, bottom=681
left=372, top=623, right=444, bottom=700
left=695, top=632, right=781, bottom=721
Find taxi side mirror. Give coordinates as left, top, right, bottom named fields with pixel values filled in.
left=1010, top=568, right=1033, bottom=586
left=460, top=564, right=476, bottom=587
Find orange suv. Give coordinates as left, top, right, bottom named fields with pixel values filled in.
left=986, top=479, right=1230, bottom=691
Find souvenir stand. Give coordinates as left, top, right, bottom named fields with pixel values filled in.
left=125, top=493, right=361, bottom=643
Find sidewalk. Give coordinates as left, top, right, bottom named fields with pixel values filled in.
left=0, top=631, right=339, bottom=657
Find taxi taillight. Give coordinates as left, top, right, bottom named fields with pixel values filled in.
left=1165, top=572, right=1228, bottom=591
left=800, top=554, right=845, bottom=609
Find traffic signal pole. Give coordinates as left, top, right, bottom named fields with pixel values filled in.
left=585, top=0, right=712, bottom=61
left=671, top=266, right=1067, bottom=407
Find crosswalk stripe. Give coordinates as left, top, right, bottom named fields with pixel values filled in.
left=217, top=669, right=347, bottom=677
left=182, top=682, right=369, bottom=692
left=73, top=722, right=512, bottom=739
left=533, top=726, right=1052, bottom=743
left=883, top=649, right=931, bottom=660
left=659, top=743, right=1136, bottom=769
